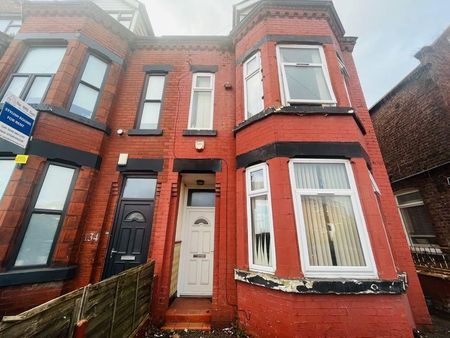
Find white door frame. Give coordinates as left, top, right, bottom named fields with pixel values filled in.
left=177, top=188, right=215, bottom=297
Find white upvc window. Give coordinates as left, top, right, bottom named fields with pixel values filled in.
left=289, top=159, right=377, bottom=278
left=244, top=52, right=264, bottom=118
left=337, top=52, right=351, bottom=105
left=277, top=45, right=336, bottom=105
left=396, top=190, right=437, bottom=246
left=0, top=158, right=15, bottom=201
left=188, top=73, right=215, bottom=130
left=246, top=163, right=276, bottom=273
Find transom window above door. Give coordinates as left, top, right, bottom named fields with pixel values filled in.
left=1, top=47, right=66, bottom=104
left=277, top=45, right=336, bottom=105
left=122, top=177, right=157, bottom=199
left=187, top=190, right=215, bottom=207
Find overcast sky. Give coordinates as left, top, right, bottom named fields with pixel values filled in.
left=144, top=0, right=450, bottom=107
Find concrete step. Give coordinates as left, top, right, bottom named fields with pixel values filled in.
left=161, top=322, right=211, bottom=331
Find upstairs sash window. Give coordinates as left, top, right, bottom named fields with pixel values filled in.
left=188, top=73, right=215, bottom=130
left=246, top=163, right=276, bottom=273
left=244, top=52, right=264, bottom=118
left=137, top=75, right=166, bottom=129
left=289, top=159, right=377, bottom=278
left=0, top=18, right=21, bottom=36
left=70, top=54, right=109, bottom=118
left=1, top=47, right=66, bottom=104
left=277, top=45, right=336, bottom=105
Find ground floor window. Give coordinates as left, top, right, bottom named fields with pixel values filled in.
left=0, top=158, right=15, bottom=201
left=14, top=163, right=77, bottom=267
left=289, top=159, right=377, bottom=278
left=396, top=190, right=437, bottom=246
left=246, top=163, right=276, bottom=273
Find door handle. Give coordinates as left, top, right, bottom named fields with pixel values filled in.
left=110, top=249, right=118, bottom=259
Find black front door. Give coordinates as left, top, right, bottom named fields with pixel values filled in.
left=104, top=176, right=156, bottom=278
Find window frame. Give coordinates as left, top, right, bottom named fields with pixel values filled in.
left=107, top=11, right=135, bottom=29
left=243, top=51, right=264, bottom=119
left=0, top=17, right=22, bottom=36
left=9, top=162, right=78, bottom=270
left=0, top=45, right=67, bottom=104
left=245, top=163, right=277, bottom=274
left=187, top=72, right=215, bottom=130
left=337, top=52, right=352, bottom=105
left=276, top=44, right=336, bottom=106
left=395, top=190, right=437, bottom=247
left=68, top=51, right=110, bottom=119
left=288, top=158, right=377, bottom=278
left=135, top=73, right=167, bottom=130
left=0, top=157, right=16, bottom=201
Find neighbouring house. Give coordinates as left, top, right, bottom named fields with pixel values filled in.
left=0, top=0, right=431, bottom=336
left=371, top=26, right=450, bottom=315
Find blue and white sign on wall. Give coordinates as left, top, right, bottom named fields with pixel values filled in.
left=0, top=95, right=38, bottom=149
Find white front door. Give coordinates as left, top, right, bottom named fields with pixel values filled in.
left=179, top=206, right=215, bottom=296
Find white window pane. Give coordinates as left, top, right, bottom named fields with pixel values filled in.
left=25, top=76, right=51, bottom=104
left=145, top=76, right=165, bottom=100
left=190, top=91, right=212, bottom=129
left=6, top=26, right=20, bottom=36
left=246, top=73, right=263, bottom=117
left=294, top=163, right=349, bottom=190
left=0, top=20, right=9, bottom=32
left=18, top=47, right=66, bottom=74
left=188, top=190, right=215, bottom=207
left=35, top=165, right=75, bottom=210
left=81, top=55, right=108, bottom=89
left=0, top=160, right=15, bottom=200
left=123, top=178, right=156, bottom=199
left=70, top=83, right=99, bottom=118
left=301, top=195, right=365, bottom=267
left=14, top=213, right=60, bottom=266
left=250, top=195, right=272, bottom=267
left=1, top=76, right=28, bottom=103
left=119, top=19, right=131, bottom=28
left=10, top=20, right=21, bottom=25
left=285, top=66, right=332, bottom=101
left=246, top=55, right=259, bottom=75
left=109, top=13, right=119, bottom=19
left=195, top=76, right=211, bottom=88
left=140, top=102, right=161, bottom=129
left=250, top=169, right=265, bottom=191
left=280, top=48, right=321, bottom=64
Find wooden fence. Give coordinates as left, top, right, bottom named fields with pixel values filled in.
left=0, top=261, right=155, bottom=338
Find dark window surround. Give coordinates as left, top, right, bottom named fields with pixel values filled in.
left=128, top=129, right=163, bottom=136
left=0, top=265, right=77, bottom=287
left=189, top=65, right=219, bottom=73
left=182, top=129, right=217, bottom=137
left=0, top=43, right=68, bottom=104
left=236, top=141, right=371, bottom=169
left=173, top=159, right=222, bottom=173
left=7, top=161, right=79, bottom=270
left=235, top=269, right=407, bottom=295
left=133, top=72, right=168, bottom=131
left=117, top=158, right=164, bottom=172
left=67, top=50, right=111, bottom=120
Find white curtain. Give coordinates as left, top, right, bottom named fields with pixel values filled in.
left=251, top=195, right=271, bottom=267
left=191, top=91, right=212, bottom=129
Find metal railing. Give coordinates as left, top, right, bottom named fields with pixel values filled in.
left=411, top=245, right=450, bottom=273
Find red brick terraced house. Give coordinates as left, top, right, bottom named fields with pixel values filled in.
left=0, top=0, right=431, bottom=336
left=371, top=26, right=450, bottom=316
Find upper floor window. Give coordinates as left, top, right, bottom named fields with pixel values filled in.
left=137, top=74, right=166, bottom=129
left=188, top=73, right=214, bottom=130
left=1, top=46, right=66, bottom=104
left=14, top=163, right=77, bottom=268
left=246, top=163, right=276, bottom=273
left=0, top=18, right=21, bottom=36
left=244, top=52, right=264, bottom=119
left=396, top=190, right=437, bottom=246
left=277, top=45, right=336, bottom=105
left=69, top=54, right=109, bottom=119
left=0, top=158, right=15, bottom=201
left=337, top=53, right=351, bottom=105
left=289, top=159, right=377, bottom=278
left=108, top=12, right=134, bottom=29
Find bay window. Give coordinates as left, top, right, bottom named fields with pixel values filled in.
left=137, top=74, right=166, bottom=129
left=244, top=52, right=264, bottom=118
left=0, top=159, right=15, bottom=201
left=1, top=47, right=66, bottom=104
left=277, top=45, right=336, bottom=105
left=69, top=54, right=109, bottom=118
left=396, top=190, right=437, bottom=246
left=14, top=163, right=77, bottom=268
left=188, top=73, right=214, bottom=130
left=289, top=159, right=376, bottom=278
left=246, top=163, right=276, bottom=273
